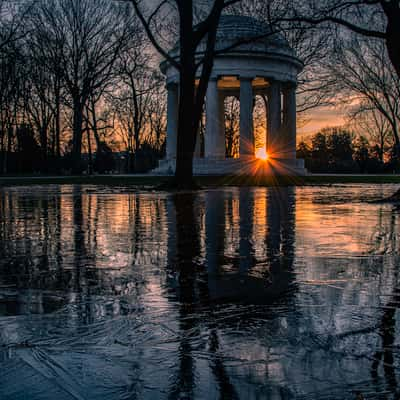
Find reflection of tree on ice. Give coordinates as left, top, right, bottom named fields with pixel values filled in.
left=166, top=188, right=297, bottom=398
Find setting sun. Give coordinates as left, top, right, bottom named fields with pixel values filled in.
left=255, top=148, right=269, bottom=161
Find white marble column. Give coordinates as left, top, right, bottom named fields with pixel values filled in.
left=264, top=94, right=269, bottom=153
left=205, top=78, right=225, bottom=159
left=267, top=81, right=282, bottom=158
left=239, top=77, right=254, bottom=157
left=166, top=82, right=178, bottom=159
left=283, top=84, right=297, bottom=159
left=217, top=92, right=226, bottom=157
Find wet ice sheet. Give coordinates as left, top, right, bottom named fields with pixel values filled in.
left=1, top=184, right=400, bottom=399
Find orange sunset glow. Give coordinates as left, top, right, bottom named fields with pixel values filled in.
left=255, top=148, right=269, bottom=161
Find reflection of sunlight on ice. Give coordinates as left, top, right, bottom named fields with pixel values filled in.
left=2, top=184, right=400, bottom=399
left=294, top=185, right=400, bottom=258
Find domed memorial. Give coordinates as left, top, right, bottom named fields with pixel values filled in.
left=154, top=14, right=306, bottom=175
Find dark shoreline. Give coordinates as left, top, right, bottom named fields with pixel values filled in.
left=2, top=174, right=400, bottom=187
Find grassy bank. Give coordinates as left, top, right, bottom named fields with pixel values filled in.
left=2, top=174, right=400, bottom=187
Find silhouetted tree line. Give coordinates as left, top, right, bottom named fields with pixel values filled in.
left=1, top=0, right=400, bottom=177
left=297, top=127, right=400, bottom=173
left=0, top=0, right=166, bottom=175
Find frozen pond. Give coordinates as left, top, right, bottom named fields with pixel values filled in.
left=1, top=184, right=400, bottom=399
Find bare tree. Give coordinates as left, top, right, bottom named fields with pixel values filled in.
left=349, top=108, right=393, bottom=162
left=31, top=0, right=132, bottom=173
left=328, top=35, right=400, bottom=154
left=126, top=0, right=239, bottom=187
left=0, top=39, right=24, bottom=173
left=146, top=84, right=167, bottom=153
left=275, top=1, right=400, bottom=81
left=0, top=1, right=33, bottom=173
left=112, top=33, right=161, bottom=172
left=24, top=61, right=54, bottom=170
left=25, top=6, right=65, bottom=166
left=0, top=1, right=32, bottom=52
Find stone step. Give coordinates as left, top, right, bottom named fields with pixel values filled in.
left=151, top=157, right=306, bottom=176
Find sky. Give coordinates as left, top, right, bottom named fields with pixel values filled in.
left=298, top=107, right=346, bottom=138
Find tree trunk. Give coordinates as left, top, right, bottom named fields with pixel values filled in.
left=133, top=127, right=139, bottom=173
left=90, top=98, right=101, bottom=149
left=0, top=125, right=4, bottom=174
left=130, top=76, right=140, bottom=173
left=55, top=84, right=61, bottom=161
left=40, top=126, right=48, bottom=173
left=72, top=98, right=84, bottom=174
left=174, top=1, right=196, bottom=187
left=175, top=71, right=196, bottom=185
left=384, top=3, right=400, bottom=199
left=173, top=1, right=223, bottom=187
left=175, top=93, right=196, bottom=185
left=132, top=108, right=140, bottom=173
left=5, top=125, right=13, bottom=174
left=384, top=4, right=400, bottom=79
left=128, top=133, right=134, bottom=172
left=87, top=127, right=93, bottom=175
